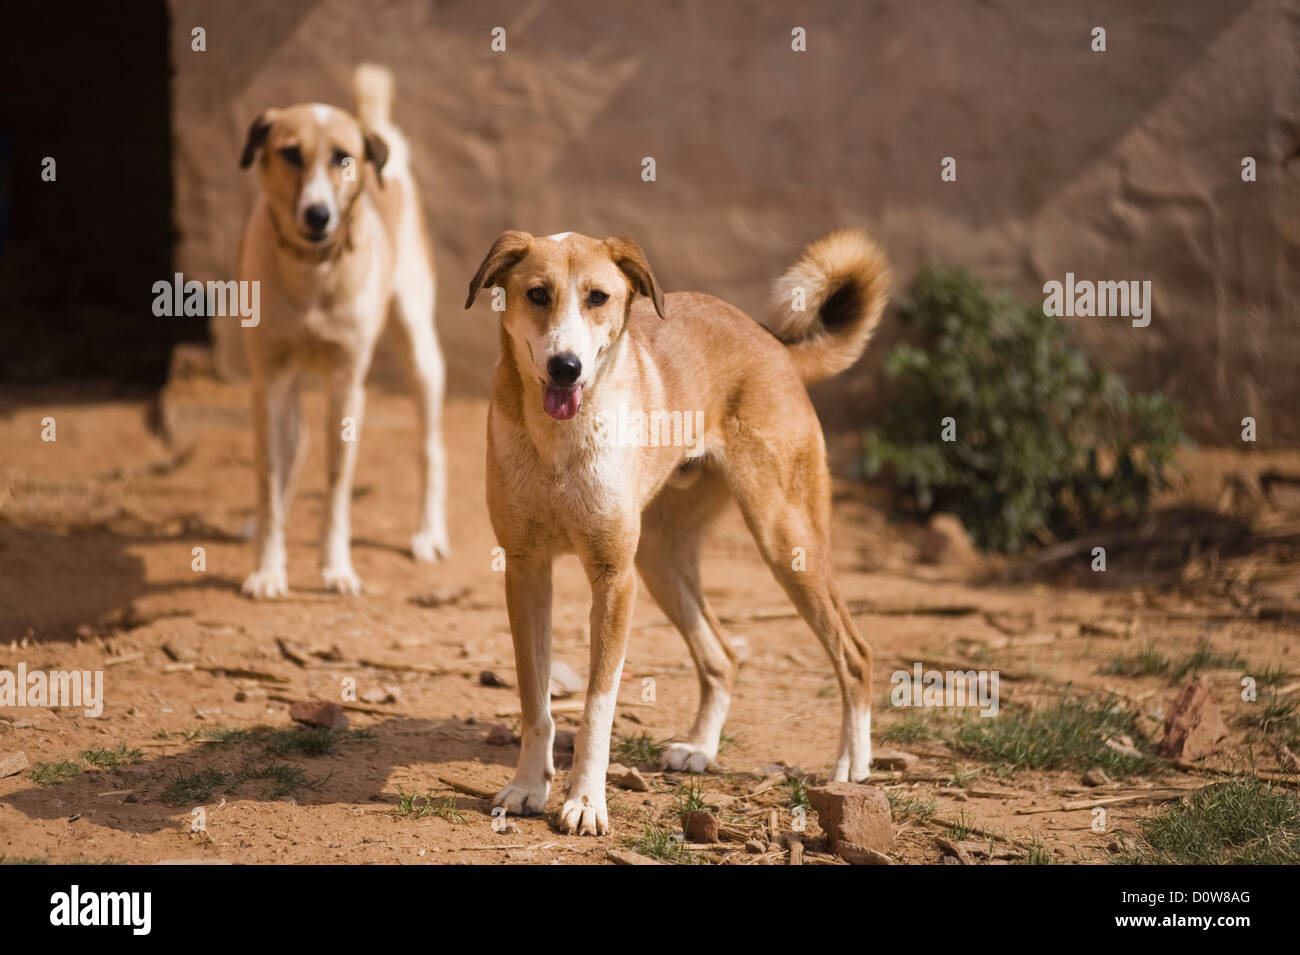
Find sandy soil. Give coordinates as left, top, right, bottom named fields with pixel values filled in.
left=1, top=373, right=1297, bottom=865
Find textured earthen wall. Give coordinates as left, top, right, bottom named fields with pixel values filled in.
left=169, top=0, right=1299, bottom=446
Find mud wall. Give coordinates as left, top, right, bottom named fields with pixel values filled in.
left=169, top=0, right=1300, bottom=446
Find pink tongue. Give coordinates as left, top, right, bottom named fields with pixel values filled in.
left=543, top=385, right=582, bottom=420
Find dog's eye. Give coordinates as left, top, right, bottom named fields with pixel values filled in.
left=331, top=149, right=351, bottom=167
left=526, top=287, right=550, bottom=306
left=587, top=290, right=609, bottom=307
left=278, top=146, right=303, bottom=167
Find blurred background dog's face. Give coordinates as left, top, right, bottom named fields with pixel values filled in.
left=498, top=234, right=633, bottom=420
left=253, top=104, right=369, bottom=247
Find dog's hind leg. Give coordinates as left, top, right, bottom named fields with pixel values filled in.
left=635, top=471, right=737, bottom=773
left=726, top=442, right=873, bottom=782
left=390, top=232, right=449, bottom=561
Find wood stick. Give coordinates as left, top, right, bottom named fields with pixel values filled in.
left=437, top=776, right=499, bottom=800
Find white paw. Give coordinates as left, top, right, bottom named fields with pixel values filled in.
left=661, top=743, right=716, bottom=774
left=322, top=565, right=363, bottom=596
left=242, top=568, right=287, bottom=599
left=830, top=752, right=872, bottom=783
left=411, top=527, right=449, bottom=562
left=494, top=777, right=551, bottom=816
left=832, top=712, right=872, bottom=781
left=558, top=792, right=608, bottom=836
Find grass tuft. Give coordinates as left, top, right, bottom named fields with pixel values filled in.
left=29, top=761, right=84, bottom=787
left=629, top=819, right=699, bottom=864
left=1120, top=777, right=1300, bottom=865
left=613, top=732, right=669, bottom=766
left=1101, top=643, right=1171, bottom=678
left=82, top=744, right=145, bottom=769
left=951, top=694, right=1159, bottom=776
left=887, top=790, right=938, bottom=824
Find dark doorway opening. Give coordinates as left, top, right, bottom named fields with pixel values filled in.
left=0, top=2, right=195, bottom=388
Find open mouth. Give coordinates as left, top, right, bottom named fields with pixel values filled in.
left=543, top=384, right=583, bottom=421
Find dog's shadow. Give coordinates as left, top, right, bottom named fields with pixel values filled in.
left=0, top=717, right=533, bottom=840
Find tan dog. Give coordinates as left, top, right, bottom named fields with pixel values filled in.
left=236, top=65, right=448, bottom=598
left=466, top=228, right=890, bottom=834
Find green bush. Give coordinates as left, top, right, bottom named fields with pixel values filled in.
left=863, top=266, right=1183, bottom=552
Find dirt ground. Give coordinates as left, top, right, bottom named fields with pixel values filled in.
left=1, top=371, right=1298, bottom=865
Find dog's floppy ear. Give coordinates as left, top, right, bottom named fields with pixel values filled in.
left=604, top=236, right=666, bottom=319
left=239, top=110, right=275, bottom=169
left=465, top=230, right=533, bottom=308
left=363, top=131, right=388, bottom=186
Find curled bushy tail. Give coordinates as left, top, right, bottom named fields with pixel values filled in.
left=353, top=63, right=394, bottom=128
left=767, top=229, right=891, bottom=384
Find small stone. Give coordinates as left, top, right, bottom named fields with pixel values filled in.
left=412, top=586, right=471, bottom=608
left=1082, top=768, right=1111, bottom=787
left=124, top=793, right=139, bottom=804
left=835, top=841, right=892, bottom=865
left=549, top=660, right=585, bottom=699
left=150, top=859, right=233, bottom=865
left=235, top=687, right=268, bottom=704
left=1158, top=680, right=1228, bottom=759
left=871, top=748, right=919, bottom=772
left=1277, top=743, right=1300, bottom=773
left=682, top=810, right=719, bottom=843
left=807, top=782, right=894, bottom=852
left=288, top=700, right=349, bottom=731
left=608, top=764, right=650, bottom=792
left=360, top=687, right=396, bottom=705
left=608, top=849, right=663, bottom=865
left=0, top=752, right=30, bottom=778
left=744, top=838, right=766, bottom=853
left=917, top=513, right=979, bottom=565
left=485, top=724, right=517, bottom=746
left=479, top=670, right=510, bottom=688
left=1103, top=735, right=1144, bottom=760
left=162, top=636, right=199, bottom=663
left=553, top=730, right=575, bottom=753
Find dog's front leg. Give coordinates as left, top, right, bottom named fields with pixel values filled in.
left=562, top=561, right=637, bottom=836
left=242, top=371, right=296, bottom=598
left=494, top=555, right=555, bottom=816
left=321, top=369, right=366, bottom=595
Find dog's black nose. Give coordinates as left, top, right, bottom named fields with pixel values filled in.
left=303, top=204, right=331, bottom=233
left=547, top=353, right=582, bottom=386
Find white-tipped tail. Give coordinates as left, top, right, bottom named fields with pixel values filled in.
left=767, top=229, right=892, bottom=384
left=353, top=63, right=394, bottom=128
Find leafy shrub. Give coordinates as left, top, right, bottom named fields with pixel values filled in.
left=863, top=266, right=1183, bottom=551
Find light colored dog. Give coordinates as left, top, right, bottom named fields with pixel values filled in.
left=466, top=228, right=890, bottom=834
left=236, top=65, right=448, bottom=598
